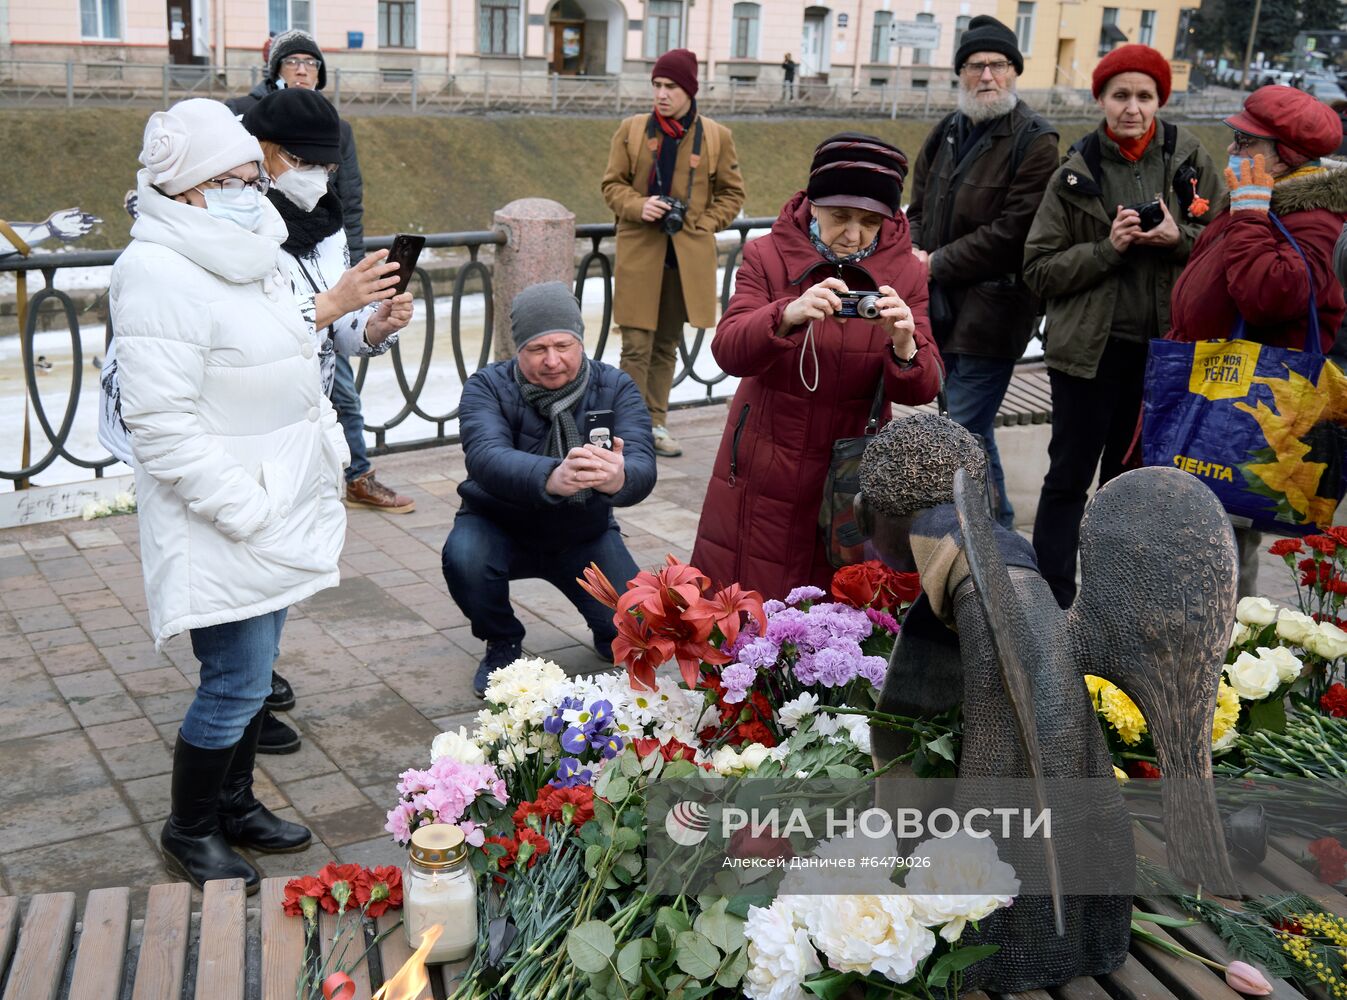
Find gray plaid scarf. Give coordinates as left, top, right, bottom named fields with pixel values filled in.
left=514, top=355, right=592, bottom=502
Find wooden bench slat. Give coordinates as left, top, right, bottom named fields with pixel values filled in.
left=320, top=910, right=372, bottom=1000
left=194, top=879, right=246, bottom=1000
left=1104, top=951, right=1188, bottom=1000
left=1127, top=914, right=1244, bottom=1000
left=131, top=883, right=192, bottom=1000
left=0, top=897, right=20, bottom=986
left=1052, top=975, right=1115, bottom=1000
left=374, top=911, right=418, bottom=996
left=1, top=892, right=75, bottom=1000
left=259, top=879, right=306, bottom=1000
left=68, top=887, right=131, bottom=1000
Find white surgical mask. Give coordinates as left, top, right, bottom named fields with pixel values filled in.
left=200, top=185, right=265, bottom=231
left=275, top=164, right=330, bottom=212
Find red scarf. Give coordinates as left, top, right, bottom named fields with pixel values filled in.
left=653, top=108, right=686, bottom=139
left=1106, top=120, right=1157, bottom=162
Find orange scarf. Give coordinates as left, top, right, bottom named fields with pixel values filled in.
left=1106, top=120, right=1157, bottom=162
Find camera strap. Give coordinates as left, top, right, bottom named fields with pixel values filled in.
left=646, top=115, right=704, bottom=201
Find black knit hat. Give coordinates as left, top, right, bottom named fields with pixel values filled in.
left=267, top=28, right=326, bottom=90
left=806, top=133, right=908, bottom=218
left=242, top=87, right=342, bottom=165
left=954, top=16, right=1023, bottom=75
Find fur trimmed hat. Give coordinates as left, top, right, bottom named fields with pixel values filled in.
left=806, top=132, right=908, bottom=218
left=1092, top=44, right=1171, bottom=106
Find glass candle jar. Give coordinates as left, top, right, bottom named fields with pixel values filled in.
left=403, top=824, right=478, bottom=963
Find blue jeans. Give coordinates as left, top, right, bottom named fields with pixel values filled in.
left=181, top=609, right=288, bottom=749
left=943, top=353, right=1016, bottom=527
left=330, top=354, right=370, bottom=482
left=442, top=512, right=638, bottom=645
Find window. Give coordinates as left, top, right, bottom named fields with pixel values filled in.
left=645, top=0, right=683, bottom=58
left=477, top=0, right=518, bottom=54
left=732, top=2, right=760, bottom=59
left=379, top=0, right=417, bottom=47
left=913, top=11, right=935, bottom=65
left=80, top=0, right=121, bottom=38
left=1139, top=9, right=1156, bottom=46
left=1098, top=7, right=1122, bottom=55
left=871, top=9, right=893, bottom=64
left=953, top=15, right=970, bottom=58
left=268, top=0, right=311, bottom=35
left=1015, top=1, right=1035, bottom=53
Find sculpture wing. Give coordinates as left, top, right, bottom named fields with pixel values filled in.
left=953, top=468, right=1065, bottom=936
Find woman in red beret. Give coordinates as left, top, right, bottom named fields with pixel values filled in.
left=1022, top=44, right=1222, bottom=607
left=1166, top=84, right=1347, bottom=593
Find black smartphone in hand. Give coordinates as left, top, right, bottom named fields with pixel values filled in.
left=583, top=410, right=615, bottom=450
left=386, top=233, right=426, bottom=296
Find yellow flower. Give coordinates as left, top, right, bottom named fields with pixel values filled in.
left=1085, top=676, right=1147, bottom=745
left=1113, top=766, right=1129, bottom=783
left=1211, top=680, right=1241, bottom=749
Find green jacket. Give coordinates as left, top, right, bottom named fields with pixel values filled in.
left=1023, top=120, right=1222, bottom=378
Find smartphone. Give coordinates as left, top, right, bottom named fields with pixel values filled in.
left=386, top=233, right=426, bottom=296
left=583, top=409, right=615, bottom=450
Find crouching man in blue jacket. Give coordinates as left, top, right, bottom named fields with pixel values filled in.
left=443, top=281, right=657, bottom=696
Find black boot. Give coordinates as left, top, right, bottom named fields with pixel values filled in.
left=160, top=733, right=260, bottom=894
left=218, top=709, right=312, bottom=854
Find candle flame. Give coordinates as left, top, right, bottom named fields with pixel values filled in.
left=372, top=924, right=442, bottom=1000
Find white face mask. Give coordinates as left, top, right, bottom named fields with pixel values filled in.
left=200, top=185, right=265, bottom=231
left=275, top=163, right=330, bottom=212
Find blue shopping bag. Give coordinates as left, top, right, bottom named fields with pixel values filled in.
left=1143, top=213, right=1347, bottom=535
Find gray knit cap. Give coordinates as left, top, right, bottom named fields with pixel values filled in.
left=268, top=29, right=326, bottom=90
left=510, top=282, right=585, bottom=352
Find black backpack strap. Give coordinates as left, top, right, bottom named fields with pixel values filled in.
left=1009, top=111, right=1058, bottom=178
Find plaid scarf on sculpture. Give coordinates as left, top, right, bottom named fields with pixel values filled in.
left=514, top=355, right=592, bottom=503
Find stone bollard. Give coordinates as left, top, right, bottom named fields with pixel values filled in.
left=491, top=198, right=576, bottom=361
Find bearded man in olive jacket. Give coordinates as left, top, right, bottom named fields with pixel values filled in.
left=908, top=15, right=1059, bottom=528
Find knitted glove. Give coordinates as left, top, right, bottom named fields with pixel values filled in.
left=1224, top=154, right=1273, bottom=213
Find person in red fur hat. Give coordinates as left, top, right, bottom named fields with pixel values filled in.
left=1022, top=43, right=1222, bottom=607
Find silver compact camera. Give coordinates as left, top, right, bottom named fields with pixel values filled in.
left=836, top=290, right=882, bottom=320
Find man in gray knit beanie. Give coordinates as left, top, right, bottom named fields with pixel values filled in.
left=443, top=282, right=658, bottom=697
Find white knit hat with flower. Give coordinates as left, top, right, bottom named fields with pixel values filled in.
left=138, top=98, right=263, bottom=195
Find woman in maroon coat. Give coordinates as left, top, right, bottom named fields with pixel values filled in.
left=691, top=133, right=942, bottom=598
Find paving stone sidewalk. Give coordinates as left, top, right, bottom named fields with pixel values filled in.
left=0, top=402, right=1298, bottom=916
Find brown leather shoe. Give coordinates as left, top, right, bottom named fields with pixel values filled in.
left=344, top=471, right=416, bottom=513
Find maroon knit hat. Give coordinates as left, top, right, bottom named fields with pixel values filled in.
left=1225, top=85, right=1344, bottom=169
left=652, top=48, right=699, bottom=98
left=1092, top=44, right=1172, bottom=106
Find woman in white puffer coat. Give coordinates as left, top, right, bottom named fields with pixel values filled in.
left=111, top=99, right=352, bottom=893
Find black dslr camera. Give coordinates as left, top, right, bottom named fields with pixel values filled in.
left=656, top=195, right=688, bottom=235
left=1123, top=199, right=1165, bottom=232
left=836, top=290, right=882, bottom=320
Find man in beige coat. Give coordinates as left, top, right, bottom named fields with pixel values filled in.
left=601, top=48, right=745, bottom=457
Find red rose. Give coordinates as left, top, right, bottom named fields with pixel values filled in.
left=316, top=862, right=365, bottom=914
left=1321, top=682, right=1347, bottom=718
left=1308, top=836, right=1347, bottom=884
left=659, top=738, right=700, bottom=763
left=729, top=827, right=794, bottom=863
left=282, top=875, right=325, bottom=918
left=1306, top=534, right=1338, bottom=555
left=886, top=570, right=922, bottom=605
left=831, top=563, right=886, bottom=609
left=355, top=866, right=403, bottom=917
left=1269, top=538, right=1305, bottom=557
left=1127, top=761, right=1162, bottom=780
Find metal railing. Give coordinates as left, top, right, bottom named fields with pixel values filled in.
left=0, top=218, right=774, bottom=487
left=0, top=59, right=1247, bottom=118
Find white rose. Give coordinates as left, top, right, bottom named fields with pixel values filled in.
left=743, top=900, right=822, bottom=1000
left=1224, top=651, right=1281, bottom=701
left=1230, top=621, right=1252, bottom=648
left=1256, top=646, right=1303, bottom=685
left=1236, top=596, right=1279, bottom=627
left=1276, top=608, right=1318, bottom=647
left=430, top=726, right=485, bottom=765
left=738, top=743, right=772, bottom=771
left=1307, top=621, right=1347, bottom=660
left=711, top=746, right=744, bottom=775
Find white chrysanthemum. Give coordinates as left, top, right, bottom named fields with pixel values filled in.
left=905, top=832, right=1019, bottom=941
left=800, top=893, right=936, bottom=982
left=483, top=656, right=567, bottom=716
left=840, top=714, right=871, bottom=753
left=778, top=692, right=820, bottom=731
left=430, top=726, right=484, bottom=765
left=743, top=899, right=823, bottom=1000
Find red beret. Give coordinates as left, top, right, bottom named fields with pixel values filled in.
left=1225, top=85, right=1344, bottom=168
left=652, top=48, right=699, bottom=98
left=1092, top=44, right=1172, bottom=106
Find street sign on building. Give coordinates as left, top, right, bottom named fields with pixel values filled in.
left=890, top=21, right=941, bottom=49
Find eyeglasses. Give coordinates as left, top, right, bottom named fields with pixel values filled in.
left=280, top=56, right=320, bottom=70
left=962, top=59, right=1013, bottom=78
left=1231, top=132, right=1265, bottom=152
left=201, top=174, right=272, bottom=195
left=279, top=151, right=339, bottom=176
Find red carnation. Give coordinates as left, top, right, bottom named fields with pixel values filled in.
left=1308, top=836, right=1347, bottom=884
left=1268, top=538, right=1304, bottom=557
left=282, top=875, right=326, bottom=919
left=316, top=862, right=365, bottom=914
left=1127, top=761, right=1162, bottom=780
left=1328, top=526, right=1347, bottom=548
left=540, top=785, right=596, bottom=827
left=515, top=828, right=550, bottom=869
left=513, top=797, right=551, bottom=831
left=354, top=866, right=403, bottom=917
left=1321, top=682, right=1347, bottom=718
left=483, top=835, right=519, bottom=877
left=1306, top=534, right=1338, bottom=555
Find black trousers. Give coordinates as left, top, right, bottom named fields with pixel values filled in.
left=1032, top=337, right=1150, bottom=607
